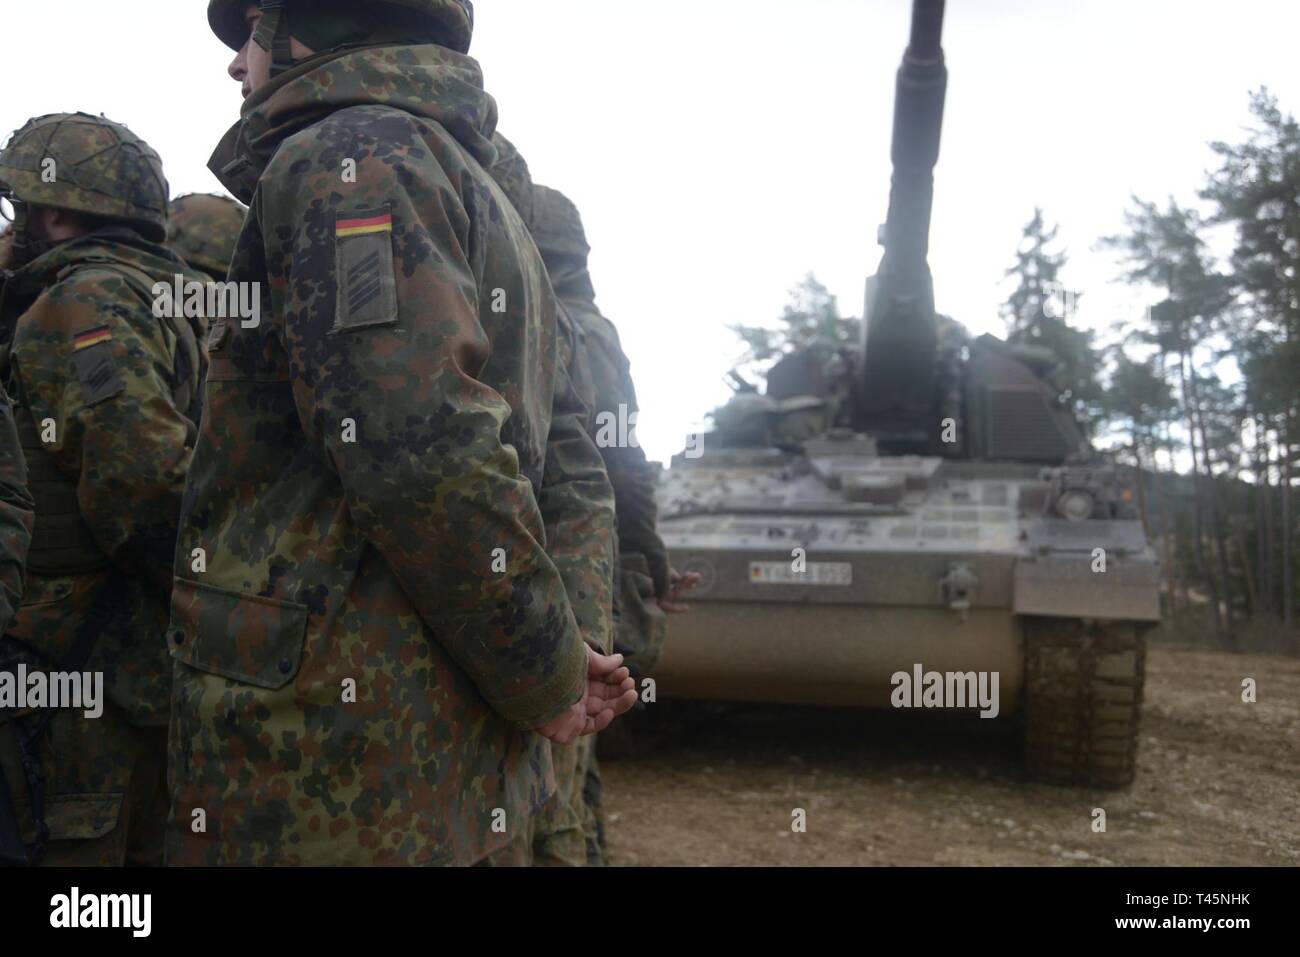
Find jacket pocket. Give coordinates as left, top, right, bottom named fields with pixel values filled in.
left=43, top=793, right=125, bottom=841
left=168, top=578, right=308, bottom=690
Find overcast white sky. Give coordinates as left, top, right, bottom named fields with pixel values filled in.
left=3, top=1, right=1298, bottom=461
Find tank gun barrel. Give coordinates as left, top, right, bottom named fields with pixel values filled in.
left=881, top=0, right=947, bottom=284
left=854, top=0, right=948, bottom=451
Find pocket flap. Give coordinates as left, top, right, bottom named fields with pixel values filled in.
left=169, top=578, right=309, bottom=690
left=43, top=793, right=124, bottom=841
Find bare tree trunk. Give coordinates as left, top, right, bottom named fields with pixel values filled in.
left=1234, top=532, right=1258, bottom=615
left=1158, top=480, right=1180, bottom=614
left=1178, top=347, right=1224, bottom=638
left=1257, top=414, right=1273, bottom=616
left=1133, top=443, right=1151, bottom=533
left=1187, top=362, right=1237, bottom=643
left=1284, top=406, right=1295, bottom=628
left=1140, top=430, right=1170, bottom=614
left=1160, top=398, right=1186, bottom=612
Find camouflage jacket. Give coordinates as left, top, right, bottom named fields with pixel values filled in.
left=0, top=385, right=33, bottom=634
left=488, top=133, right=615, bottom=655
left=0, top=230, right=205, bottom=723
left=538, top=315, right=616, bottom=655
left=532, top=188, right=670, bottom=599
left=575, top=304, right=667, bottom=594
left=167, top=44, right=591, bottom=866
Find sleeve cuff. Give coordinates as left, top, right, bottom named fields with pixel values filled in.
left=490, top=632, right=587, bottom=730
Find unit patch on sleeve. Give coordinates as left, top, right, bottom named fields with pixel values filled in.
left=332, top=208, right=399, bottom=334
left=72, top=325, right=126, bottom=406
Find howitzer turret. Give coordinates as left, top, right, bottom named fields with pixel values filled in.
left=854, top=0, right=948, bottom=451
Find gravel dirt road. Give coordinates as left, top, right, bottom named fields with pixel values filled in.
left=600, top=643, right=1299, bottom=866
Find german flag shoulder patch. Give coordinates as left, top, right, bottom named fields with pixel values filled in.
left=336, top=212, right=393, bottom=238
left=73, top=326, right=113, bottom=350
left=71, top=325, right=125, bottom=406
left=332, top=207, right=398, bottom=334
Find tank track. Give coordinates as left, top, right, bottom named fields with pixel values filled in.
left=1023, top=617, right=1146, bottom=788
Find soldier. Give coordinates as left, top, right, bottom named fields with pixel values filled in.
left=488, top=132, right=615, bottom=867
left=530, top=185, right=701, bottom=863
left=0, top=112, right=207, bottom=865
left=0, top=384, right=33, bottom=634
left=0, top=377, right=35, bottom=864
left=169, top=0, right=636, bottom=866
left=166, top=193, right=247, bottom=282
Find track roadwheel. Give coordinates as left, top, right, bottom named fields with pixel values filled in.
left=1023, top=618, right=1145, bottom=788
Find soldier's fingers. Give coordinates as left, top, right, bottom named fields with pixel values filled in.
left=533, top=698, right=585, bottom=738
left=598, top=665, right=630, bottom=686
left=586, top=676, right=634, bottom=703
left=547, top=716, right=581, bottom=745
left=587, top=686, right=626, bottom=712
left=669, top=573, right=702, bottom=597
left=585, top=648, right=626, bottom=677
left=606, top=688, right=638, bottom=718
left=585, top=709, right=616, bottom=735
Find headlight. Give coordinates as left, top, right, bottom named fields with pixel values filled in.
left=1055, top=489, right=1095, bottom=522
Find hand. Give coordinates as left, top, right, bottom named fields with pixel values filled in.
left=659, top=567, right=702, bottom=614
left=532, top=647, right=638, bottom=745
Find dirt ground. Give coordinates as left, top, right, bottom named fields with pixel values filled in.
left=599, top=642, right=1300, bottom=866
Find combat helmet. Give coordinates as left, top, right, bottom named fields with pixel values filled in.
left=531, top=185, right=597, bottom=303
left=532, top=185, right=591, bottom=264
left=208, top=0, right=474, bottom=75
left=167, top=193, right=247, bottom=280
left=0, top=112, right=169, bottom=243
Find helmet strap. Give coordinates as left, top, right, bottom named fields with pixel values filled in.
left=255, top=1, right=297, bottom=78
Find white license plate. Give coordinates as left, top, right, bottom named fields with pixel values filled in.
left=748, top=561, right=852, bottom=586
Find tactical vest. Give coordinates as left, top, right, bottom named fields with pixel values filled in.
left=11, top=261, right=202, bottom=578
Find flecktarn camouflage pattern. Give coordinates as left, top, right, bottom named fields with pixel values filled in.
left=488, top=133, right=617, bottom=866
left=166, top=37, right=597, bottom=865
left=532, top=185, right=671, bottom=675
left=0, top=384, right=34, bottom=864
left=529, top=184, right=671, bottom=864
left=0, top=386, right=33, bottom=636
left=0, top=113, right=206, bottom=864
left=488, top=132, right=535, bottom=230
left=167, top=193, right=247, bottom=281
left=0, top=112, right=169, bottom=242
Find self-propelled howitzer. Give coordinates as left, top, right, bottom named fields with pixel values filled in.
left=649, top=0, right=1161, bottom=789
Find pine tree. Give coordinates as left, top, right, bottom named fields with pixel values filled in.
left=729, top=273, right=860, bottom=384
left=1001, top=209, right=1104, bottom=432
left=1202, top=88, right=1300, bottom=627
left=1100, top=199, right=1238, bottom=643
